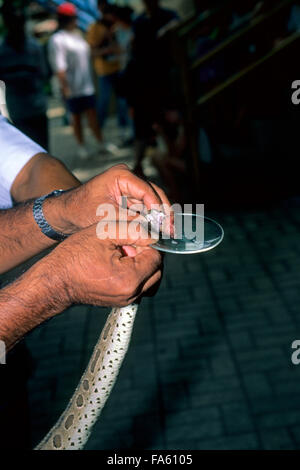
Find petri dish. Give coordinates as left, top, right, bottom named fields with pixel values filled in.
left=152, top=213, right=224, bottom=254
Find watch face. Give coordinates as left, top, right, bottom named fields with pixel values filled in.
left=52, top=190, right=65, bottom=196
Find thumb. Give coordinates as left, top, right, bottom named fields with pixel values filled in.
left=96, top=219, right=159, bottom=247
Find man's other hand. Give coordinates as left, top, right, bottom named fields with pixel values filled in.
left=47, top=222, right=162, bottom=308
left=44, top=164, right=172, bottom=235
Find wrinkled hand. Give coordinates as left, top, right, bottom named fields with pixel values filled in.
left=46, top=164, right=172, bottom=235
left=47, top=222, right=162, bottom=308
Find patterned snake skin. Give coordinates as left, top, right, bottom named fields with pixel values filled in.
left=35, top=303, right=139, bottom=450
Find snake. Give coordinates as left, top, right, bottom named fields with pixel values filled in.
left=35, top=211, right=163, bottom=450
left=35, top=302, right=139, bottom=450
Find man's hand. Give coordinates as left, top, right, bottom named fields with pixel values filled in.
left=44, top=164, right=172, bottom=235
left=48, top=222, right=162, bottom=307
left=0, top=222, right=162, bottom=350
left=0, top=162, right=170, bottom=275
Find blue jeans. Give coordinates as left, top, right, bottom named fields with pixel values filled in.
left=97, top=73, right=130, bottom=129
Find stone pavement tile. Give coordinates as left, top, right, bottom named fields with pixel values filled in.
left=272, top=379, right=300, bottom=397
left=132, top=413, right=164, bottom=448
left=223, top=312, right=271, bottom=332
left=227, top=330, right=254, bottom=350
left=257, top=410, right=300, bottom=429
left=196, top=432, right=260, bottom=450
left=85, top=417, right=135, bottom=450
left=188, top=376, right=241, bottom=394
left=236, top=347, right=287, bottom=373
left=164, top=408, right=223, bottom=446
left=290, top=425, right=300, bottom=444
left=156, top=339, right=180, bottom=360
left=166, top=420, right=223, bottom=444
left=190, top=387, right=244, bottom=408
left=186, top=375, right=244, bottom=408
left=242, top=372, right=273, bottom=399
left=217, top=299, right=241, bottom=315
left=210, top=354, right=237, bottom=378
left=198, top=313, right=223, bottom=334
left=221, top=401, right=255, bottom=434
left=164, top=407, right=220, bottom=430
left=251, top=324, right=298, bottom=348
left=161, top=382, right=189, bottom=412
left=260, top=427, right=296, bottom=450
left=267, top=367, right=300, bottom=396
left=250, top=394, right=300, bottom=416
left=130, top=363, right=157, bottom=388
left=179, top=338, right=229, bottom=360
left=158, top=357, right=212, bottom=385
left=163, top=440, right=199, bottom=450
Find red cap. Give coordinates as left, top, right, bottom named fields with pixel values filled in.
left=57, top=2, right=77, bottom=17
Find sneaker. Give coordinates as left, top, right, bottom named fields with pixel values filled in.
left=77, top=145, right=89, bottom=160
left=105, top=142, right=122, bottom=156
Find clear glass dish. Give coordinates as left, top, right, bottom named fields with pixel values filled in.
left=152, top=213, right=224, bottom=254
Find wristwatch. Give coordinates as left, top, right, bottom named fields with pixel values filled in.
left=33, top=189, right=69, bottom=242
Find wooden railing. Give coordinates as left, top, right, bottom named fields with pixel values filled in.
left=190, top=0, right=292, bottom=70
left=167, top=0, right=298, bottom=191
left=196, top=31, right=300, bottom=108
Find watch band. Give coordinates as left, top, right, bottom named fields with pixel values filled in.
left=33, top=190, right=69, bottom=242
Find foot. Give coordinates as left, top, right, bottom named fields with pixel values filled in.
left=104, top=142, right=123, bottom=156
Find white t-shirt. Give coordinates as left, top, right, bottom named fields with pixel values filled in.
left=48, top=29, right=95, bottom=98
left=0, top=115, right=46, bottom=209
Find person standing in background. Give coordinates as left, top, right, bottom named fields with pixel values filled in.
left=124, top=0, right=180, bottom=175
left=87, top=0, right=130, bottom=135
left=0, top=1, right=49, bottom=149
left=48, top=2, right=103, bottom=160
left=113, top=6, right=134, bottom=144
left=114, top=6, right=134, bottom=72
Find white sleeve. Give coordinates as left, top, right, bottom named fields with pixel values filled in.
left=0, top=115, right=46, bottom=209
left=48, top=34, right=67, bottom=73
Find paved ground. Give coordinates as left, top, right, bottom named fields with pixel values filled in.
left=8, top=102, right=300, bottom=450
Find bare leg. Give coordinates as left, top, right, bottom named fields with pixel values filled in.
left=72, top=113, right=84, bottom=145
left=85, top=108, right=103, bottom=143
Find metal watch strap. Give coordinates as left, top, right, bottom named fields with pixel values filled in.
left=32, top=190, right=69, bottom=242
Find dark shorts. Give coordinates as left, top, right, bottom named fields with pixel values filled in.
left=67, top=94, right=96, bottom=114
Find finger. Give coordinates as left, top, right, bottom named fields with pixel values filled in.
left=115, top=205, right=147, bottom=222
left=118, top=246, right=162, bottom=302
left=141, top=269, right=162, bottom=294
left=149, top=182, right=172, bottom=208
left=121, top=243, right=156, bottom=258
left=149, top=182, right=175, bottom=237
left=133, top=246, right=162, bottom=280
left=102, top=221, right=159, bottom=247
left=118, top=171, right=164, bottom=211
left=119, top=245, right=161, bottom=280
left=120, top=181, right=174, bottom=237
left=122, top=245, right=137, bottom=257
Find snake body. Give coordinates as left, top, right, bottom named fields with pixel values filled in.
left=35, top=303, right=138, bottom=450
